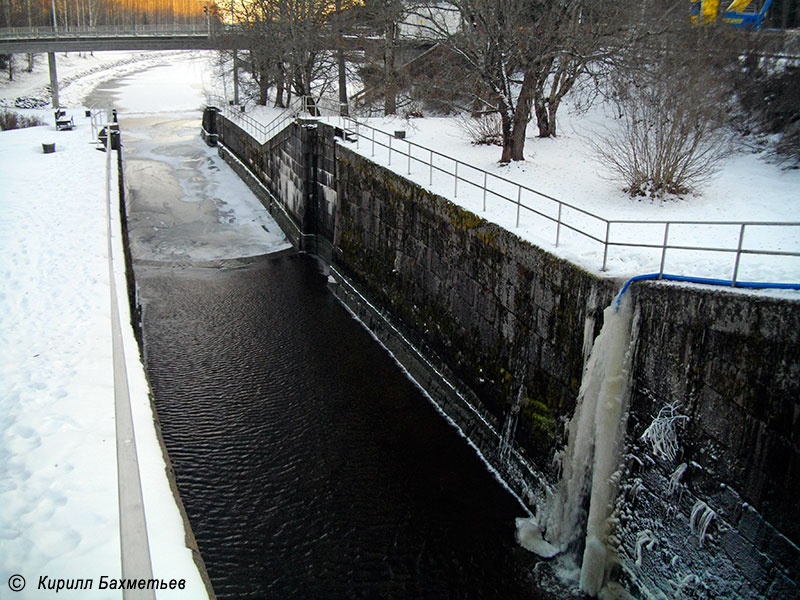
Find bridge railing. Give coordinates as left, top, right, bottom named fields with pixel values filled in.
left=0, top=24, right=209, bottom=39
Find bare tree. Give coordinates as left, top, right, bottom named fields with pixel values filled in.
left=217, top=0, right=281, bottom=105
left=409, top=0, right=530, bottom=161
left=218, top=0, right=364, bottom=109
left=411, top=0, right=630, bottom=162
left=355, top=0, right=408, bottom=115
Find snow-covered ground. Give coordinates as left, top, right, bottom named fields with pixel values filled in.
left=0, top=50, right=241, bottom=599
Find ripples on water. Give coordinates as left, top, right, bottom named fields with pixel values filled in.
left=138, top=253, right=550, bottom=599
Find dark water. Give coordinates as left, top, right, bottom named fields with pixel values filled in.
left=138, top=254, right=551, bottom=599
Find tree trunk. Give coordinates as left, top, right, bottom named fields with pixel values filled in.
left=509, top=70, right=536, bottom=161
left=338, top=47, right=348, bottom=116
left=499, top=101, right=514, bottom=163
left=258, top=62, right=269, bottom=105
left=534, top=96, right=550, bottom=138
left=275, top=66, right=286, bottom=108
left=336, top=0, right=348, bottom=116
left=546, top=99, right=559, bottom=137
left=384, top=21, right=396, bottom=115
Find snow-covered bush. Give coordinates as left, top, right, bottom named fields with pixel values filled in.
left=0, top=109, right=45, bottom=131
left=458, top=113, right=503, bottom=146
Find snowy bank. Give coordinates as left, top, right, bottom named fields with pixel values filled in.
left=0, top=113, right=208, bottom=597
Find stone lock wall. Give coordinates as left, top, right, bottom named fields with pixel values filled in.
left=211, top=110, right=800, bottom=598
left=214, top=112, right=339, bottom=258
left=616, top=284, right=800, bottom=599
left=332, top=148, right=620, bottom=467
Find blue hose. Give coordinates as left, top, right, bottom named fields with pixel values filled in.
left=614, top=273, right=800, bottom=310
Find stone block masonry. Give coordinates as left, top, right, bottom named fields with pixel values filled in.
left=210, top=109, right=800, bottom=599
left=332, top=149, right=620, bottom=469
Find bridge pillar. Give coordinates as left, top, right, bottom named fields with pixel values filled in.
left=47, top=52, right=59, bottom=108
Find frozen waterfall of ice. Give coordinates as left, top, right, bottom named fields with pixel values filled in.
left=516, top=294, right=636, bottom=596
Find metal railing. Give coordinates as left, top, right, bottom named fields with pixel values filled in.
left=89, top=105, right=113, bottom=140
left=210, top=94, right=800, bottom=285
left=207, top=94, right=306, bottom=145
left=331, top=113, right=800, bottom=285
left=103, top=123, right=156, bottom=598
left=0, top=24, right=209, bottom=39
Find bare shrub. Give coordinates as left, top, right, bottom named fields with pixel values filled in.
left=458, top=112, right=503, bottom=146
left=592, top=71, right=734, bottom=198
left=591, top=30, right=736, bottom=198
left=0, top=109, right=46, bottom=131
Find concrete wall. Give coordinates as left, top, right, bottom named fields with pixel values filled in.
left=212, top=111, right=800, bottom=599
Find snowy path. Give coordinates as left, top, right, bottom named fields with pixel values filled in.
left=0, top=110, right=213, bottom=598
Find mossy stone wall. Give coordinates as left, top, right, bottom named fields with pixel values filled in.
left=333, top=148, right=619, bottom=469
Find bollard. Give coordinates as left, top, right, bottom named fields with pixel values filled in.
left=42, top=142, right=56, bottom=153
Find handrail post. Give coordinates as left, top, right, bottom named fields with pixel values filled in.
left=371, top=126, right=375, bottom=157
left=659, top=222, right=671, bottom=278
left=555, top=203, right=562, bottom=246
left=601, top=222, right=611, bottom=271
left=429, top=150, right=433, bottom=186
left=732, top=223, right=746, bottom=287
left=454, top=161, right=458, bottom=198
left=388, top=134, right=392, bottom=166
left=515, top=187, right=521, bottom=228
left=407, top=141, right=411, bottom=175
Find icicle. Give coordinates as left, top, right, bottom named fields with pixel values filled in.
left=668, top=463, right=688, bottom=496
left=641, top=402, right=688, bottom=462
left=581, top=287, right=598, bottom=365
left=517, top=293, right=636, bottom=597
left=635, top=530, right=658, bottom=567
left=498, top=386, right=523, bottom=466
left=690, top=501, right=715, bottom=546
